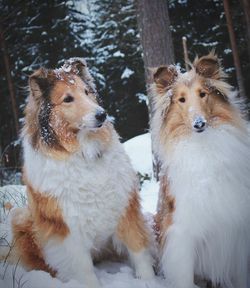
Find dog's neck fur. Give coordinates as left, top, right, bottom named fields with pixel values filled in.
left=77, top=123, right=115, bottom=161
left=23, top=121, right=114, bottom=162
left=160, top=123, right=250, bottom=284
left=161, top=124, right=250, bottom=179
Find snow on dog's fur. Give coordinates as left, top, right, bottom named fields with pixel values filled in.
left=1, top=58, right=154, bottom=287
left=152, top=52, right=250, bottom=288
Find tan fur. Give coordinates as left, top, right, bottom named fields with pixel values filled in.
left=8, top=182, right=69, bottom=274
left=24, top=69, right=70, bottom=158
left=10, top=208, right=56, bottom=276
left=154, top=176, right=175, bottom=247
left=23, top=68, right=101, bottom=160
left=26, top=183, right=69, bottom=241
left=152, top=55, right=244, bottom=153
left=193, top=51, right=226, bottom=80
left=153, top=65, right=178, bottom=94
left=4, top=202, right=13, bottom=211
left=88, top=123, right=113, bottom=146
left=6, top=172, right=68, bottom=272
left=116, top=191, right=149, bottom=252
left=161, top=77, right=242, bottom=150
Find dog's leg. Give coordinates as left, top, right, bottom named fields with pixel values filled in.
left=127, top=248, right=155, bottom=280
left=115, top=191, right=154, bottom=280
left=162, top=228, right=197, bottom=288
left=44, top=232, right=100, bottom=288
left=233, top=274, right=248, bottom=288
left=232, top=259, right=248, bottom=288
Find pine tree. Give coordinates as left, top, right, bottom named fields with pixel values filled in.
left=89, top=0, right=149, bottom=140
left=0, top=0, right=91, bottom=165
left=168, top=0, right=249, bottom=98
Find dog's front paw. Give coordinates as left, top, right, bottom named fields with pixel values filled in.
left=85, top=275, right=101, bottom=288
left=135, top=262, right=155, bottom=280
left=75, top=273, right=101, bottom=288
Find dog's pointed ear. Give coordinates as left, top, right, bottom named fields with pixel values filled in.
left=63, top=57, right=96, bottom=90
left=29, top=68, right=49, bottom=100
left=63, top=58, right=91, bottom=81
left=194, top=52, right=224, bottom=80
left=152, top=65, right=178, bottom=94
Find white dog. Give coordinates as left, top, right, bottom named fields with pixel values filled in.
left=152, top=53, right=250, bottom=288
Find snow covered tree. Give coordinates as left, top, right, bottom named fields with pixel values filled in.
left=0, top=0, right=91, bottom=166
left=136, top=0, right=175, bottom=102
left=89, top=0, right=149, bottom=140
left=240, top=0, right=250, bottom=61
left=168, top=0, right=249, bottom=98
left=1, top=0, right=249, bottom=171
left=136, top=0, right=175, bottom=179
left=223, top=0, right=246, bottom=98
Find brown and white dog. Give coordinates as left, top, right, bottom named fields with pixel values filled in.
left=152, top=53, right=250, bottom=288
left=2, top=58, right=154, bottom=287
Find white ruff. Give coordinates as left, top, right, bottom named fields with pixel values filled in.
left=22, top=130, right=144, bottom=286
left=161, top=125, right=250, bottom=288
left=23, top=130, right=137, bottom=248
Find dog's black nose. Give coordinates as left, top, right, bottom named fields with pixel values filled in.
left=194, top=121, right=206, bottom=130
left=193, top=116, right=206, bottom=132
left=95, top=110, right=107, bottom=123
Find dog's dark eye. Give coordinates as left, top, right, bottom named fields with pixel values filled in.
left=63, top=94, right=74, bottom=103
left=200, top=92, right=207, bottom=98
left=85, top=89, right=89, bottom=95
left=179, top=97, right=186, bottom=103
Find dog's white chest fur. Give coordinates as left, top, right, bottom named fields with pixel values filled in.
left=23, top=134, right=136, bottom=249
left=163, top=125, right=250, bottom=285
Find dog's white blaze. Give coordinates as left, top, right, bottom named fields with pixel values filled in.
left=161, top=125, right=250, bottom=287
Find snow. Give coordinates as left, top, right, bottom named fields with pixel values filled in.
left=166, top=89, right=173, bottom=98
left=224, top=48, right=232, bottom=55
left=113, top=51, right=125, bottom=58
left=196, top=41, right=219, bottom=47
left=0, top=262, right=166, bottom=288
left=121, top=67, right=134, bottom=79
left=136, top=93, right=148, bottom=105
left=124, top=133, right=153, bottom=176
left=140, top=179, right=158, bottom=214
left=124, top=133, right=159, bottom=214
left=0, top=185, right=26, bottom=223
left=0, top=134, right=162, bottom=287
left=125, top=29, right=135, bottom=35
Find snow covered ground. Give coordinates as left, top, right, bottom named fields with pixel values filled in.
left=124, top=133, right=159, bottom=214
left=0, top=133, right=164, bottom=288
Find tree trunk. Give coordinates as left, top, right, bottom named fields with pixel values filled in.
left=0, top=24, right=19, bottom=138
left=223, top=0, right=246, bottom=99
left=182, top=36, right=189, bottom=71
left=240, top=0, right=250, bottom=61
left=136, top=0, right=174, bottom=98
left=136, top=0, right=175, bottom=179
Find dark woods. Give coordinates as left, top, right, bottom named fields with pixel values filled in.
left=0, top=0, right=249, bottom=176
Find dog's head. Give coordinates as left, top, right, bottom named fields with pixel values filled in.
left=152, top=52, right=241, bottom=144
left=24, top=58, right=109, bottom=157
